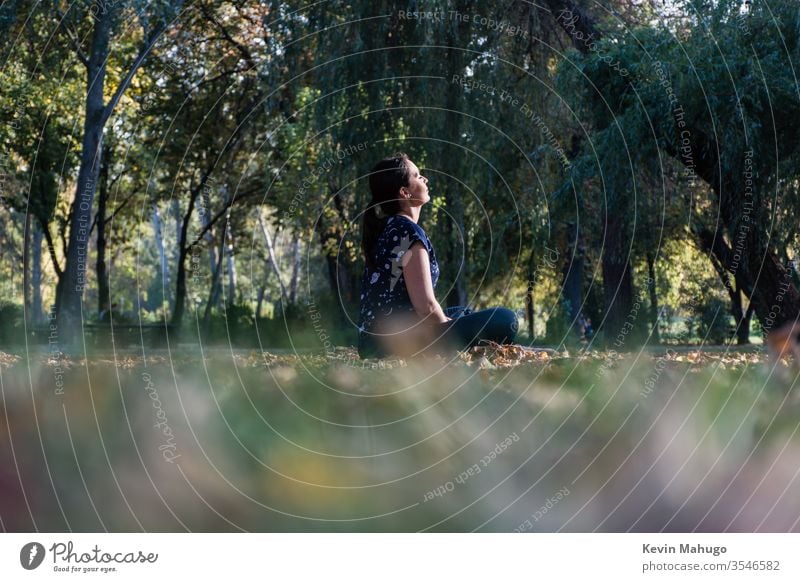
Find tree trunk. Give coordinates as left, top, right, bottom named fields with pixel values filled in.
left=526, top=248, right=536, bottom=341
left=31, top=221, right=43, bottom=325
left=173, top=245, right=189, bottom=327
left=729, top=288, right=744, bottom=344
left=203, top=230, right=226, bottom=324
left=172, top=197, right=182, bottom=264
left=329, top=184, right=359, bottom=309
left=171, top=173, right=216, bottom=328
left=171, top=209, right=193, bottom=328
left=646, top=252, right=660, bottom=343
left=289, top=238, right=300, bottom=304
left=55, top=11, right=112, bottom=339
left=257, top=207, right=287, bottom=301
left=96, top=143, right=111, bottom=319
left=256, top=286, right=266, bottom=320
left=315, top=216, right=355, bottom=322
left=738, top=299, right=755, bottom=345
left=23, top=211, right=31, bottom=326
left=563, top=222, right=584, bottom=338
left=601, top=213, right=635, bottom=347
left=441, top=4, right=469, bottom=308
left=200, top=192, right=218, bottom=280
left=151, top=202, right=170, bottom=313
left=225, top=214, right=237, bottom=306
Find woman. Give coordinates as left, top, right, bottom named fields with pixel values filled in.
left=358, top=153, right=518, bottom=359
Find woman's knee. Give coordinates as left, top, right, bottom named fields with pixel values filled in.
left=485, top=307, right=518, bottom=342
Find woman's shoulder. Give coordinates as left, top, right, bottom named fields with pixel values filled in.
left=378, top=216, right=431, bottom=258
left=385, top=214, right=429, bottom=241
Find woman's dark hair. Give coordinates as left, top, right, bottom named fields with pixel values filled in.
left=361, top=152, right=411, bottom=268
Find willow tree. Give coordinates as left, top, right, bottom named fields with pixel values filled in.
left=553, top=0, right=800, bottom=339
left=276, top=0, right=600, bottom=339
left=271, top=0, right=426, bottom=323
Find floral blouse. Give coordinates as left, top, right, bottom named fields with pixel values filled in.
left=358, top=215, right=440, bottom=333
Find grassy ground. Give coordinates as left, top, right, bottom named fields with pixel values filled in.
left=1, top=344, right=799, bottom=532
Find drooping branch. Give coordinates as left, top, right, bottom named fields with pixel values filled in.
left=89, top=187, right=135, bottom=235
left=541, top=0, right=800, bottom=327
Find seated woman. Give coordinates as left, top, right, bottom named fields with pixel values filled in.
left=357, top=153, right=518, bottom=359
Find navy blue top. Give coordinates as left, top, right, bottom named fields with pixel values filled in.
left=358, top=214, right=440, bottom=333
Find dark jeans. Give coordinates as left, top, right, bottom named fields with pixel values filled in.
left=357, top=305, right=519, bottom=359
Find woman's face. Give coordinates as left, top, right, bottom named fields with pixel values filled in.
left=402, top=160, right=429, bottom=205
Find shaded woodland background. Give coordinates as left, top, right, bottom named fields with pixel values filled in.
left=6, top=1, right=800, bottom=535
left=1, top=0, right=800, bottom=350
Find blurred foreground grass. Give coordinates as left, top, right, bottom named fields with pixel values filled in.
left=1, top=345, right=799, bottom=532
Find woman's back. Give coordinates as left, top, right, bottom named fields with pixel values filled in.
left=358, top=214, right=439, bottom=333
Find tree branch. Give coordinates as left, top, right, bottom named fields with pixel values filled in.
left=198, top=3, right=255, bottom=69
left=40, top=219, right=64, bottom=278
left=188, top=186, right=262, bottom=250
left=89, top=189, right=136, bottom=235
left=257, top=206, right=287, bottom=300
left=59, top=215, right=69, bottom=263
left=102, top=23, right=167, bottom=126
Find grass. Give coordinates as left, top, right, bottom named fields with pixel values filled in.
left=1, top=343, right=799, bottom=532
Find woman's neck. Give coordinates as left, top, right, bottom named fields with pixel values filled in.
left=395, top=205, right=420, bottom=224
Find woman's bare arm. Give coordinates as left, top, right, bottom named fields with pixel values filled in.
left=402, top=241, right=450, bottom=324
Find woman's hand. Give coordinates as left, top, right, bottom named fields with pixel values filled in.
left=401, top=242, right=449, bottom=324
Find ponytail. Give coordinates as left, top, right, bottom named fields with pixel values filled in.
left=362, top=207, right=387, bottom=270
left=361, top=153, right=410, bottom=269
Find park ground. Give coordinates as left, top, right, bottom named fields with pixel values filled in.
left=1, top=343, right=799, bottom=532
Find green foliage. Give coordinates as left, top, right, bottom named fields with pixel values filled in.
left=1, top=0, right=799, bottom=347
left=686, top=296, right=733, bottom=344
left=203, top=302, right=257, bottom=345
left=0, top=302, right=23, bottom=346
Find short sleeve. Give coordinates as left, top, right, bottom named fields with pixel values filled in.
left=385, top=217, right=432, bottom=262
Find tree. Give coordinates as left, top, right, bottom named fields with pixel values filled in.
left=551, top=0, right=800, bottom=340
left=54, top=0, right=182, bottom=341
left=132, top=1, right=275, bottom=327
left=0, top=2, right=83, bottom=325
